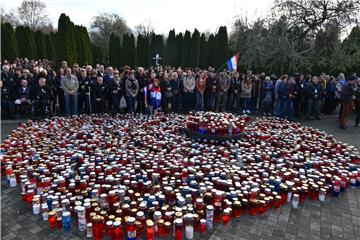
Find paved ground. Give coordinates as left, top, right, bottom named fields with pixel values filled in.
left=1, top=115, right=360, bottom=240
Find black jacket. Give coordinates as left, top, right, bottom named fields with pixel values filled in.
left=92, top=82, right=109, bottom=99
left=31, top=85, right=53, bottom=101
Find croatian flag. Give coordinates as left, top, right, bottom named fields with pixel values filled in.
left=227, top=52, right=239, bottom=71
left=144, top=87, right=148, bottom=105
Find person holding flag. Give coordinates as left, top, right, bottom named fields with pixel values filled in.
left=149, top=79, right=162, bottom=114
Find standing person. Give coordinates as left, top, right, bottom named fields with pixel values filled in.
left=61, top=67, right=79, bottom=116
left=195, top=71, right=207, bottom=112
left=0, top=80, right=15, bottom=119
left=171, top=72, right=181, bottom=113
left=149, top=79, right=161, bottom=114
left=337, top=73, right=347, bottom=121
left=294, top=74, right=306, bottom=118
left=1, top=65, right=16, bottom=93
left=103, top=67, right=114, bottom=112
left=323, top=77, right=337, bottom=114
left=77, top=69, right=91, bottom=114
left=109, top=70, right=123, bottom=114
left=241, top=76, right=252, bottom=113
left=261, top=76, right=274, bottom=116
left=161, top=72, right=172, bottom=113
left=274, top=77, right=282, bottom=116
left=305, top=76, right=323, bottom=120
left=216, top=71, right=230, bottom=112
left=54, top=68, right=65, bottom=115
left=354, top=78, right=360, bottom=127
left=182, top=69, right=196, bottom=113
left=339, top=77, right=357, bottom=129
left=136, top=67, right=148, bottom=113
left=125, top=71, right=139, bottom=114
left=288, top=77, right=297, bottom=121
left=31, top=77, right=53, bottom=119
left=252, top=75, right=261, bottom=110
left=227, top=71, right=242, bottom=113
left=92, top=77, right=109, bottom=114
left=205, top=72, right=219, bottom=111
left=277, top=75, right=289, bottom=119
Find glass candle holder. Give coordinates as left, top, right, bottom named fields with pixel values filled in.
left=126, top=216, right=137, bottom=240
left=62, top=211, right=72, bottom=232
left=174, top=218, right=183, bottom=240
left=274, top=196, right=282, bottom=209
left=86, top=223, right=93, bottom=238
left=146, top=220, right=155, bottom=240
left=48, top=211, right=56, bottom=228
left=164, top=221, right=171, bottom=237
left=200, top=219, right=206, bottom=233
left=319, top=188, right=326, bottom=202
left=206, top=205, right=214, bottom=230
left=292, top=194, right=299, bottom=208
left=185, top=213, right=194, bottom=240
left=41, top=203, right=49, bottom=221
left=222, top=208, right=231, bottom=224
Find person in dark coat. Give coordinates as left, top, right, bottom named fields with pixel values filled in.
left=227, top=71, right=242, bottom=113
left=53, top=68, right=65, bottom=115
left=354, top=78, right=360, bottom=127
left=339, top=77, right=357, bottom=129
left=136, top=67, right=148, bottom=113
left=261, top=76, right=274, bottom=116
left=205, top=72, right=219, bottom=111
left=1, top=65, right=16, bottom=98
left=323, top=77, right=337, bottom=114
left=108, top=70, right=123, bottom=114
left=294, top=73, right=306, bottom=118
left=0, top=80, right=15, bottom=119
left=31, top=77, right=53, bottom=119
left=92, top=76, right=109, bottom=114
left=14, top=79, right=32, bottom=117
left=305, top=76, right=323, bottom=120
left=77, top=69, right=91, bottom=114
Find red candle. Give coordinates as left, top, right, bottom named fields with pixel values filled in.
left=48, top=211, right=56, bottom=229
left=126, top=217, right=136, bottom=240
left=113, top=221, right=122, bottom=240
left=174, top=218, right=183, bottom=240
left=232, top=201, right=241, bottom=218
left=274, top=196, right=282, bottom=208
left=199, top=219, right=206, bottom=233
left=222, top=208, right=231, bottom=224
left=146, top=220, right=155, bottom=240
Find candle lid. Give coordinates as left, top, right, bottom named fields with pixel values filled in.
left=146, top=219, right=154, bottom=227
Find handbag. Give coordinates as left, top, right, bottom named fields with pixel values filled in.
left=119, top=96, right=127, bottom=109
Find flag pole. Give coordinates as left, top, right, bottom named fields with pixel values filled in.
left=215, top=62, right=228, bottom=74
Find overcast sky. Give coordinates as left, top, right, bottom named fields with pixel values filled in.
left=2, top=0, right=274, bottom=34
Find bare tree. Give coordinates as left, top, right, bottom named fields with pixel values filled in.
left=0, top=8, right=19, bottom=26
left=90, top=12, right=130, bottom=54
left=1, top=0, right=50, bottom=30
left=273, top=0, right=360, bottom=38
left=134, top=19, right=155, bottom=38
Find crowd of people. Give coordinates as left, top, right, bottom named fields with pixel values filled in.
left=1, top=58, right=359, bottom=129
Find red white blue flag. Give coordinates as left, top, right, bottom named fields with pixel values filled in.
left=227, top=52, right=239, bottom=71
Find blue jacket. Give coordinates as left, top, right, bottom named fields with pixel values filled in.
left=278, top=82, right=290, bottom=100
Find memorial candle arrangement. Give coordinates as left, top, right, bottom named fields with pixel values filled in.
left=185, top=111, right=248, bottom=136
left=1, top=113, right=360, bottom=240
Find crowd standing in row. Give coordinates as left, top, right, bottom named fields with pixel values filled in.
left=1, top=59, right=359, bottom=129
